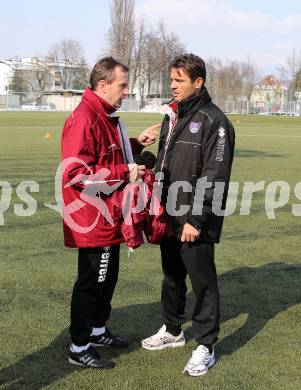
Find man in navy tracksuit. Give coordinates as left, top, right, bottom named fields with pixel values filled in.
left=142, top=54, right=235, bottom=376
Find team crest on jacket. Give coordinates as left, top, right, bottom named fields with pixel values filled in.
left=190, top=121, right=201, bottom=133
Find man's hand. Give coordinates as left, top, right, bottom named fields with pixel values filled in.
left=138, top=123, right=161, bottom=146
left=128, top=163, right=146, bottom=183
left=181, top=223, right=201, bottom=243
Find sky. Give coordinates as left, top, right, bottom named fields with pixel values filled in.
left=1, top=0, right=301, bottom=77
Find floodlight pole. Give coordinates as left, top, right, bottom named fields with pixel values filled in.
left=242, top=81, right=245, bottom=114
left=6, top=84, right=9, bottom=110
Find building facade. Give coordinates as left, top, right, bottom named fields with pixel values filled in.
left=250, top=75, right=288, bottom=113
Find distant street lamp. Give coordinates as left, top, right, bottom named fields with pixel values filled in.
left=5, top=76, right=9, bottom=110
left=242, top=81, right=245, bottom=113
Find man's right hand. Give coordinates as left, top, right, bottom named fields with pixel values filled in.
left=138, top=124, right=161, bottom=146
left=128, top=163, right=146, bottom=182
left=181, top=223, right=201, bottom=243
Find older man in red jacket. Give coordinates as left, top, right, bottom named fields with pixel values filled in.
left=62, top=57, right=159, bottom=369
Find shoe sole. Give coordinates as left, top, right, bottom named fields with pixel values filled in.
left=68, top=357, right=115, bottom=369
left=90, top=342, right=129, bottom=349
left=183, top=358, right=216, bottom=376
left=141, top=340, right=186, bottom=351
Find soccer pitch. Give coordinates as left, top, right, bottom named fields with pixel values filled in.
left=0, top=112, right=300, bottom=389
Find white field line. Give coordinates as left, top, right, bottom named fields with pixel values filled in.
left=0, top=126, right=61, bottom=128
left=236, top=124, right=301, bottom=127
left=238, top=135, right=301, bottom=138
left=128, top=129, right=301, bottom=137
left=1, top=126, right=301, bottom=139
left=0, top=125, right=156, bottom=129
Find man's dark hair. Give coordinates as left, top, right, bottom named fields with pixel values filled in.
left=90, top=57, right=129, bottom=90
left=170, top=53, right=206, bottom=83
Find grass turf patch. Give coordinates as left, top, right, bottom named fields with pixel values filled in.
left=0, top=112, right=300, bottom=389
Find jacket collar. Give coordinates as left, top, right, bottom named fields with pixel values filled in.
left=81, top=87, right=116, bottom=115
left=169, top=87, right=212, bottom=118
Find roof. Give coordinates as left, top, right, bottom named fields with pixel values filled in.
left=0, top=57, right=86, bottom=73
left=0, top=60, right=41, bottom=71
left=43, top=89, right=84, bottom=95
left=255, top=75, right=287, bottom=91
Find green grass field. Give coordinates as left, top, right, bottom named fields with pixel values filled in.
left=0, top=112, right=300, bottom=390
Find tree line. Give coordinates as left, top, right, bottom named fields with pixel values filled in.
left=8, top=0, right=301, bottom=104
left=9, top=38, right=90, bottom=103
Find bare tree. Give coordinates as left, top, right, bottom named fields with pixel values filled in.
left=205, top=57, right=258, bottom=111
left=72, top=59, right=90, bottom=90
left=206, top=57, right=222, bottom=103
left=157, top=21, right=185, bottom=95
left=48, top=38, right=87, bottom=89
left=108, top=0, right=135, bottom=66
left=291, top=66, right=301, bottom=92
left=278, top=49, right=301, bottom=85
left=132, top=22, right=185, bottom=99
left=104, top=5, right=185, bottom=98
left=241, top=57, right=258, bottom=100
left=143, top=30, right=162, bottom=96
left=278, top=48, right=301, bottom=102
left=127, top=21, right=185, bottom=98
left=25, top=59, right=50, bottom=103
left=129, top=18, right=146, bottom=95
left=9, top=69, right=28, bottom=93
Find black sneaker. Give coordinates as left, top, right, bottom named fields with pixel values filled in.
left=69, top=346, right=115, bottom=369
left=90, top=328, right=129, bottom=348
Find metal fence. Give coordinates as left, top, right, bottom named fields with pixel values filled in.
left=1, top=92, right=301, bottom=116
left=120, top=98, right=171, bottom=113
left=219, top=99, right=301, bottom=116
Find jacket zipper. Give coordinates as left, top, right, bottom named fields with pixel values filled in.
left=160, top=112, right=178, bottom=171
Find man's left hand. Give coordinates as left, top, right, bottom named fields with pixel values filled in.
left=181, top=223, right=201, bottom=243
left=138, top=123, right=161, bottom=146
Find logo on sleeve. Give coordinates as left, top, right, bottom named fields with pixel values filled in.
left=216, top=127, right=226, bottom=162
left=218, top=127, right=226, bottom=138
left=190, top=122, right=201, bottom=134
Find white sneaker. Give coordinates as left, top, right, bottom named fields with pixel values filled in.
left=183, top=345, right=215, bottom=376
left=141, top=325, right=185, bottom=351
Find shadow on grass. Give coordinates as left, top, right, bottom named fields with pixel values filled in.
left=0, top=262, right=300, bottom=389
left=234, top=149, right=284, bottom=158
left=216, top=262, right=301, bottom=357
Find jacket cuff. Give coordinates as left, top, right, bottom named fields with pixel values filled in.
left=130, top=138, right=144, bottom=155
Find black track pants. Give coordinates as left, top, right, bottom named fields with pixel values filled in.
left=160, top=237, right=220, bottom=345
left=69, top=246, right=120, bottom=346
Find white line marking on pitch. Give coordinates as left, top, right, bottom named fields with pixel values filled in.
left=239, top=135, right=301, bottom=138
left=0, top=126, right=60, bottom=128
